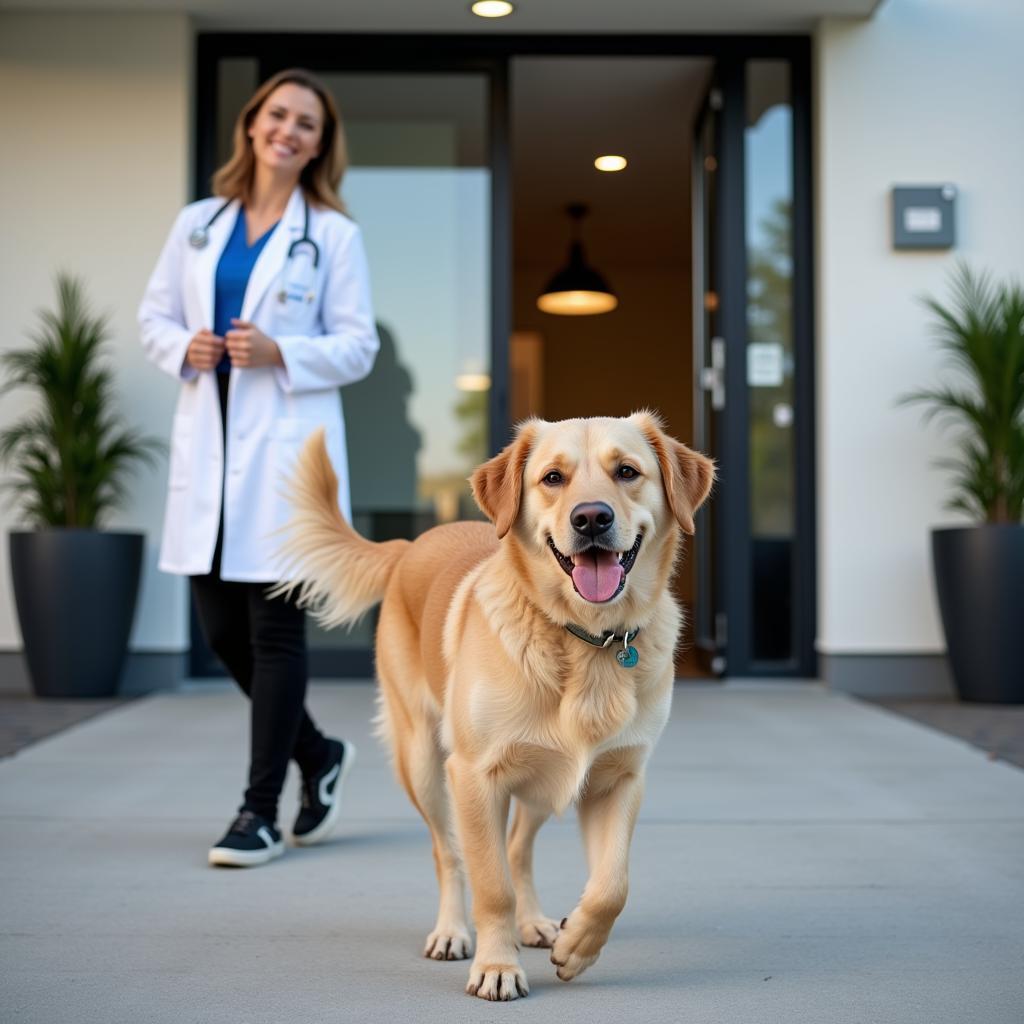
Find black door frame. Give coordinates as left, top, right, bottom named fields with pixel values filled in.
left=193, top=32, right=815, bottom=680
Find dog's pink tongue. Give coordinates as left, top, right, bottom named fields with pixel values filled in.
left=571, top=549, right=624, bottom=603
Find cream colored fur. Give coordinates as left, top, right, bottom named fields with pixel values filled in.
left=278, top=413, right=714, bottom=1001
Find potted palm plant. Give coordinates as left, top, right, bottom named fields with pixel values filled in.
left=1, top=274, right=163, bottom=697
left=903, top=263, right=1024, bottom=703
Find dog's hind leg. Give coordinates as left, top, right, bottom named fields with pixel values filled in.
left=376, top=596, right=472, bottom=962
left=507, top=799, right=560, bottom=948
left=377, top=691, right=471, bottom=960
left=407, top=721, right=472, bottom=961
left=380, top=696, right=471, bottom=958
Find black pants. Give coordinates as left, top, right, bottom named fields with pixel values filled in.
left=190, top=372, right=329, bottom=822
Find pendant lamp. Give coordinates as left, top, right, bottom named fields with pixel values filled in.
left=536, top=203, right=618, bottom=316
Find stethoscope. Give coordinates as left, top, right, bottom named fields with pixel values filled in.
left=188, top=198, right=320, bottom=305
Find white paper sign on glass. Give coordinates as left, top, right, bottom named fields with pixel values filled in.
left=747, top=342, right=785, bottom=388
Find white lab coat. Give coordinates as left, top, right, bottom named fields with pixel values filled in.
left=138, top=187, right=379, bottom=581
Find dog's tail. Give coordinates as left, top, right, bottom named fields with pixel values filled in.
left=272, top=428, right=410, bottom=629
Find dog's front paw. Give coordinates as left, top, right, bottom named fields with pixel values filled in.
left=466, top=961, right=529, bottom=1001
left=517, top=915, right=560, bottom=948
left=550, top=913, right=604, bottom=982
left=424, top=925, right=472, bottom=961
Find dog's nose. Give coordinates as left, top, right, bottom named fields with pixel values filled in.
left=571, top=502, right=615, bottom=538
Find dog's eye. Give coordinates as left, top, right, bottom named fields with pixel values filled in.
left=616, top=465, right=640, bottom=480
left=542, top=470, right=564, bottom=486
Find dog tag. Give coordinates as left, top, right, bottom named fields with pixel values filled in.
left=616, top=645, right=639, bottom=669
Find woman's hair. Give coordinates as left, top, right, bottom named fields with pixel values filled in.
left=211, top=68, right=347, bottom=214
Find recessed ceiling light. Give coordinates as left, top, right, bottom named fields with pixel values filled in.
left=594, top=155, right=628, bottom=172
left=471, top=1, right=515, bottom=17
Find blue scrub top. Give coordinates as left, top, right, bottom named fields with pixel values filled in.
left=213, top=209, right=280, bottom=373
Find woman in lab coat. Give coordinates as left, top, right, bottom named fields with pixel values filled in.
left=139, top=68, right=378, bottom=867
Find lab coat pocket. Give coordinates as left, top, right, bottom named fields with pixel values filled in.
left=271, top=418, right=318, bottom=475
left=272, top=281, right=318, bottom=336
left=168, top=415, right=193, bottom=490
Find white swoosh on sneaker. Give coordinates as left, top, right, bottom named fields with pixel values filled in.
left=319, top=762, right=341, bottom=805
left=293, top=743, right=356, bottom=848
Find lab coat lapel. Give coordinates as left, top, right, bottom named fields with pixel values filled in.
left=240, top=187, right=305, bottom=322
left=195, top=199, right=239, bottom=330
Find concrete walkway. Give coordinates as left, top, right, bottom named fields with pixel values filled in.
left=1, top=682, right=1022, bottom=1023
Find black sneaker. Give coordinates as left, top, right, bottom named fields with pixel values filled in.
left=292, top=738, right=356, bottom=847
left=208, top=810, right=284, bottom=868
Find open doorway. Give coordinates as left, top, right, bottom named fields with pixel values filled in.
left=509, top=56, right=714, bottom=678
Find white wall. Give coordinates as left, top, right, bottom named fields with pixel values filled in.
left=815, top=0, right=1024, bottom=655
left=0, top=12, right=193, bottom=654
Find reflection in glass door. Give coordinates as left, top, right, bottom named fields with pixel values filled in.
left=307, top=73, right=492, bottom=672
left=745, top=61, right=795, bottom=664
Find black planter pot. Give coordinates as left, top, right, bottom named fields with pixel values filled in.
left=932, top=525, right=1024, bottom=704
left=10, top=530, right=144, bottom=698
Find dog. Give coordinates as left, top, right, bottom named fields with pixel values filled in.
left=278, top=412, right=714, bottom=1001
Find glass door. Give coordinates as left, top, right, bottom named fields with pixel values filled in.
left=307, top=72, right=494, bottom=674
left=192, top=56, right=506, bottom=678
left=693, top=56, right=816, bottom=678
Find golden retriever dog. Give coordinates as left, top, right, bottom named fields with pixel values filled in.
left=278, top=412, right=714, bottom=1001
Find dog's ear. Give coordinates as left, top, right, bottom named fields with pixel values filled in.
left=470, top=420, right=539, bottom=539
left=635, top=412, right=716, bottom=535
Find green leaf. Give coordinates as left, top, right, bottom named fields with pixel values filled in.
left=899, top=262, right=1024, bottom=524
left=0, top=273, right=166, bottom=528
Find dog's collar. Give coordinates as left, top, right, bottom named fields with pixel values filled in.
left=564, top=623, right=641, bottom=668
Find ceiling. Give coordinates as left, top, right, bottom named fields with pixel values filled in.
left=512, top=58, right=712, bottom=270
left=2, top=0, right=885, bottom=33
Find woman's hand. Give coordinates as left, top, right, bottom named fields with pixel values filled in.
left=185, top=329, right=225, bottom=371
left=226, top=319, right=284, bottom=368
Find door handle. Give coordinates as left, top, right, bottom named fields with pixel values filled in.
left=700, top=336, right=726, bottom=411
